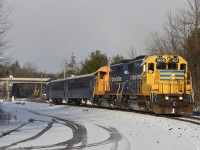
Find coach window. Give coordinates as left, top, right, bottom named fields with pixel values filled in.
left=148, top=63, right=154, bottom=73
left=180, top=64, right=186, bottom=71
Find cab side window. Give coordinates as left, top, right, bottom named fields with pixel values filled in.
left=148, top=63, right=154, bottom=73
left=180, top=64, right=186, bottom=71
left=100, top=72, right=104, bottom=79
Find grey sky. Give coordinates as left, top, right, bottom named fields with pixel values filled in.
left=8, top=0, right=187, bottom=73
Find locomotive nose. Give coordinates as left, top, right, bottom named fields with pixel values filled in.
left=171, top=73, right=175, bottom=80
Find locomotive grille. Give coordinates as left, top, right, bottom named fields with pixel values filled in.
left=160, top=70, right=184, bottom=80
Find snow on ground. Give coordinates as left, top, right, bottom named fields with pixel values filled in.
left=0, top=101, right=200, bottom=150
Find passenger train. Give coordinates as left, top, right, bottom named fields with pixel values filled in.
left=46, top=55, right=194, bottom=114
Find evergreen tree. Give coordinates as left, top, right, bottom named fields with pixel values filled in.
left=10, top=60, right=21, bottom=76
left=80, top=50, right=108, bottom=74
left=68, top=52, right=78, bottom=76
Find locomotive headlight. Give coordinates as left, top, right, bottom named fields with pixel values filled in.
left=179, top=96, right=183, bottom=100
left=171, top=73, right=175, bottom=80
left=165, top=96, right=169, bottom=100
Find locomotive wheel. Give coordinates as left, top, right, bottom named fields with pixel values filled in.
left=138, top=96, right=148, bottom=111
left=121, top=96, right=126, bottom=109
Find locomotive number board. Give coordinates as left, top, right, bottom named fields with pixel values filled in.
left=170, top=58, right=179, bottom=63
left=156, top=58, right=166, bottom=63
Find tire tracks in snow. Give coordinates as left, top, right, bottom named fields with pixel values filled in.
left=26, top=110, right=131, bottom=150
left=0, top=119, right=54, bottom=150
left=0, top=109, right=131, bottom=150
left=18, top=110, right=88, bottom=150
left=0, top=122, right=28, bottom=138
left=74, top=124, right=131, bottom=150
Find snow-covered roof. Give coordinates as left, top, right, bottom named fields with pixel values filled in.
left=67, top=72, right=95, bottom=80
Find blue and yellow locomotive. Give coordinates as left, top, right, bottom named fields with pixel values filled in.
left=138, top=55, right=194, bottom=114
left=46, top=55, right=194, bottom=114
left=104, top=55, right=194, bottom=114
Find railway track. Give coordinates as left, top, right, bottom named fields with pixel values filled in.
left=170, top=116, right=200, bottom=126
left=30, top=99, right=200, bottom=126
left=65, top=102, right=200, bottom=126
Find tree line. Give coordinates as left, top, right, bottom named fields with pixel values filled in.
left=58, top=50, right=129, bottom=78
left=0, top=60, right=54, bottom=78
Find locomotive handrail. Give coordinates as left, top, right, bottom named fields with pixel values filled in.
left=116, top=83, right=121, bottom=96
left=121, top=83, right=125, bottom=93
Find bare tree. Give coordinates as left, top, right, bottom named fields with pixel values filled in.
left=110, top=54, right=124, bottom=64
left=145, top=0, right=200, bottom=102
left=0, top=0, right=12, bottom=63
left=60, top=56, right=68, bottom=78
left=126, top=47, right=137, bottom=59
left=60, top=53, right=79, bottom=78
left=0, top=0, right=12, bottom=78
left=23, top=62, right=38, bottom=73
left=145, top=32, right=169, bottom=54
left=68, top=52, right=78, bottom=76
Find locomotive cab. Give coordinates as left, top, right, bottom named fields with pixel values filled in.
left=94, top=66, right=109, bottom=96
left=92, top=66, right=110, bottom=105
left=141, top=55, right=194, bottom=114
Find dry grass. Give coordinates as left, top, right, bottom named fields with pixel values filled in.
left=28, top=95, right=46, bottom=103
left=0, top=104, right=13, bottom=125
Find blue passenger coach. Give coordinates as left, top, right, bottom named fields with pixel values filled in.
left=66, top=73, right=96, bottom=105
left=48, top=78, right=67, bottom=104
left=46, top=73, right=96, bottom=105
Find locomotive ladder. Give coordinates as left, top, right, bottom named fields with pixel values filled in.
left=116, top=83, right=125, bottom=101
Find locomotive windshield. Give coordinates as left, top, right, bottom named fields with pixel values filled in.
left=156, top=63, right=178, bottom=70
left=168, top=63, right=178, bottom=70
left=156, top=63, right=166, bottom=69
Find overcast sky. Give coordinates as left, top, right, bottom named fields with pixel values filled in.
left=8, top=0, right=187, bottom=74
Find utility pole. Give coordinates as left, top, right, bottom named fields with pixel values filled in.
left=64, top=63, right=68, bottom=78
left=40, top=72, right=42, bottom=96
left=7, top=75, right=13, bottom=101
left=64, top=65, right=66, bottom=78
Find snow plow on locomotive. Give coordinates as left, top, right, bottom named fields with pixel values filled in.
left=46, top=55, right=194, bottom=115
